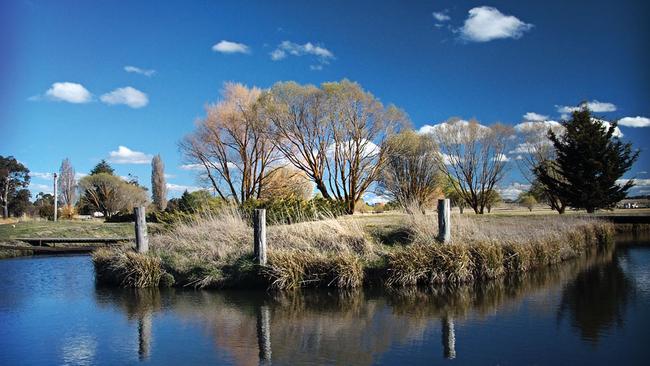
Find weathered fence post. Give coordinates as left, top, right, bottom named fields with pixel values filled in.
left=53, top=173, right=58, bottom=222
left=134, top=206, right=149, bottom=253
left=253, top=209, right=267, bottom=265
left=438, top=198, right=451, bottom=243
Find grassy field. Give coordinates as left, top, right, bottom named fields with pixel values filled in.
left=0, top=220, right=135, bottom=242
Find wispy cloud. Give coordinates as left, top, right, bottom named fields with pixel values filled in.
left=269, top=41, right=334, bottom=67
left=29, top=183, right=52, bottom=194
left=33, top=82, right=93, bottom=103
left=459, top=6, right=533, bottom=42
left=108, top=146, right=153, bottom=164
left=166, top=183, right=203, bottom=192
left=619, top=116, right=650, bottom=128
left=433, top=10, right=450, bottom=22
left=212, top=40, right=250, bottom=54
left=497, top=182, right=531, bottom=200
left=100, top=87, right=148, bottom=108
left=124, top=65, right=156, bottom=77
left=556, top=100, right=617, bottom=115
left=30, top=172, right=54, bottom=180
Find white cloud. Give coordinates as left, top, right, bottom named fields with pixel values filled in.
left=166, top=183, right=203, bottom=193
left=556, top=100, right=617, bottom=114
left=30, top=172, right=54, bottom=180
left=363, top=192, right=391, bottom=205
left=433, top=11, right=450, bottom=22
left=124, top=65, right=156, bottom=77
left=75, top=172, right=87, bottom=180
left=309, top=64, right=323, bottom=71
left=212, top=40, right=250, bottom=54
left=514, top=120, right=562, bottom=133
left=509, top=142, right=537, bottom=154
left=523, top=112, right=549, bottom=122
left=44, top=82, right=92, bottom=103
left=179, top=163, right=204, bottom=171
left=594, top=119, right=623, bottom=138
left=459, top=6, right=532, bottom=42
left=619, top=116, right=650, bottom=128
left=497, top=182, right=531, bottom=200
left=269, top=41, right=334, bottom=64
left=100, top=87, right=148, bottom=108
left=108, top=146, right=153, bottom=164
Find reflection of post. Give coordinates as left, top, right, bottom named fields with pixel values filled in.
left=138, top=312, right=152, bottom=360
left=256, top=305, right=272, bottom=364
left=441, top=316, right=456, bottom=359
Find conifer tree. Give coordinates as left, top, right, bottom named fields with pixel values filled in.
left=535, top=107, right=639, bottom=213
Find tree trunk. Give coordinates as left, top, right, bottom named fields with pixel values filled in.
left=2, top=204, right=7, bottom=219
left=345, top=199, right=355, bottom=215
left=557, top=204, right=566, bottom=214
left=315, top=180, right=331, bottom=199
left=459, top=206, right=464, bottom=214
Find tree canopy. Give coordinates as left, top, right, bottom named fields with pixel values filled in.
left=0, top=155, right=31, bottom=219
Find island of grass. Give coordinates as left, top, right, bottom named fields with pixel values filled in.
left=92, top=208, right=614, bottom=289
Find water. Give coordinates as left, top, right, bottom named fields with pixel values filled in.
left=1, top=235, right=649, bottom=365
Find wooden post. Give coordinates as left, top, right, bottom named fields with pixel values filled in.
left=438, top=199, right=451, bottom=243
left=53, top=173, right=58, bottom=222
left=134, top=206, right=149, bottom=253
left=253, top=209, right=267, bottom=265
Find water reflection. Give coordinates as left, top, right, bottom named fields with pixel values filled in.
left=90, top=243, right=634, bottom=365
left=557, top=247, right=635, bottom=343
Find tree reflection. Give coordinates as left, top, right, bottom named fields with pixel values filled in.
left=557, top=248, right=635, bottom=343
left=93, top=245, right=621, bottom=364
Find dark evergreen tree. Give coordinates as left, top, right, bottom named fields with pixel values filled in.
left=90, top=159, right=115, bottom=175
left=0, top=155, right=31, bottom=218
left=8, top=189, right=32, bottom=217
left=535, top=107, right=639, bottom=213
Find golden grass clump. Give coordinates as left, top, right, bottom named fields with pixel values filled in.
left=93, top=248, right=164, bottom=288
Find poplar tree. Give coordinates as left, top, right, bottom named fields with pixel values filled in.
left=535, top=107, right=639, bottom=213
left=151, top=154, right=167, bottom=210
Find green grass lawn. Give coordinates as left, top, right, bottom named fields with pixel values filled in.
left=0, top=220, right=135, bottom=242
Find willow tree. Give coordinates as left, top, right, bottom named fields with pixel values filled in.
left=180, top=83, right=279, bottom=204
left=151, top=154, right=167, bottom=210
left=376, top=130, right=442, bottom=212
left=430, top=119, right=514, bottom=214
left=264, top=80, right=407, bottom=214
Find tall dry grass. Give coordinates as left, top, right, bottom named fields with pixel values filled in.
left=385, top=211, right=613, bottom=286
left=93, top=207, right=614, bottom=289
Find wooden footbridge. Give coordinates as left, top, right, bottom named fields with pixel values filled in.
left=1, top=237, right=134, bottom=254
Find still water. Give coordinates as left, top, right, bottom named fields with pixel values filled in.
left=1, top=234, right=649, bottom=365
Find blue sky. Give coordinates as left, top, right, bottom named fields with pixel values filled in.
left=1, top=0, right=649, bottom=200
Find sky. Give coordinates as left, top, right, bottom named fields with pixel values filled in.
left=1, top=0, right=649, bottom=201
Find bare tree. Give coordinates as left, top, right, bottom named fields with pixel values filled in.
left=376, top=130, right=442, bottom=212
left=58, top=158, right=77, bottom=209
left=78, top=173, right=149, bottom=217
left=513, top=121, right=568, bottom=213
left=265, top=80, right=407, bottom=213
left=151, top=154, right=167, bottom=210
left=430, top=119, right=513, bottom=214
left=262, top=82, right=332, bottom=198
left=180, top=83, right=279, bottom=204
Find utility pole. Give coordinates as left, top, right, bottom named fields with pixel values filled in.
left=53, top=173, right=58, bottom=222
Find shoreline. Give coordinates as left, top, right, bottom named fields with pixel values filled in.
left=91, top=213, right=621, bottom=290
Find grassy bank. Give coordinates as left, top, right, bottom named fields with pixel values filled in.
left=93, top=208, right=614, bottom=289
